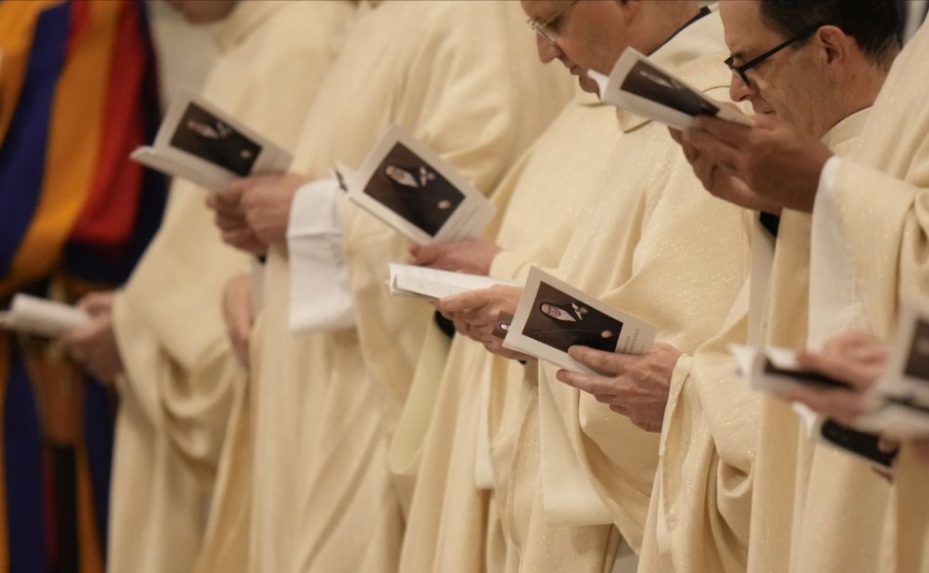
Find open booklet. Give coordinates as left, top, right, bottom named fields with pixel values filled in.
left=131, top=88, right=293, bottom=191
left=387, top=264, right=520, bottom=302
left=501, top=268, right=655, bottom=374
left=345, top=126, right=496, bottom=246
left=588, top=47, right=753, bottom=130
left=0, top=294, right=91, bottom=338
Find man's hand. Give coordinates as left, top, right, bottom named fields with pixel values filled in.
left=435, top=285, right=529, bottom=360
left=60, top=291, right=124, bottom=384
left=670, top=128, right=782, bottom=214
left=223, top=273, right=254, bottom=367
left=207, top=185, right=268, bottom=256
left=214, top=173, right=308, bottom=247
left=555, top=343, right=682, bottom=433
left=676, top=114, right=833, bottom=213
left=408, top=238, right=502, bottom=276
left=785, top=331, right=887, bottom=426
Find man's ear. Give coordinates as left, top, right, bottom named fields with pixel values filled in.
left=816, top=25, right=849, bottom=66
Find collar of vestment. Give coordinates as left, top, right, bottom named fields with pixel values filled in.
left=820, top=107, right=872, bottom=152
left=616, top=6, right=727, bottom=133
left=213, top=0, right=283, bottom=54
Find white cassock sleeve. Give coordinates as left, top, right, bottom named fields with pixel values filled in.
left=808, top=156, right=868, bottom=346
left=287, top=178, right=356, bottom=332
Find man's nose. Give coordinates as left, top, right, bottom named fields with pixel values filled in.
left=729, top=73, right=753, bottom=103
left=536, top=34, right=562, bottom=63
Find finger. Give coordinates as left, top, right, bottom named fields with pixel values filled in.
left=567, top=346, right=627, bottom=376
left=795, top=352, right=875, bottom=391
left=437, top=290, right=494, bottom=314
left=682, top=127, right=743, bottom=172
left=218, top=179, right=251, bottom=202
left=668, top=127, right=683, bottom=145
left=695, top=115, right=754, bottom=145
left=692, top=154, right=718, bottom=191
left=878, top=436, right=900, bottom=454
left=410, top=244, right=443, bottom=267
left=79, top=292, right=114, bottom=316
left=784, top=386, right=869, bottom=425
left=556, top=368, right=617, bottom=396
left=609, top=404, right=630, bottom=417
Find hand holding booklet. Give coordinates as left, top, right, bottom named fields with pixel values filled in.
left=131, top=88, right=293, bottom=191
left=387, top=264, right=519, bottom=302
left=0, top=294, right=91, bottom=338
left=729, top=346, right=898, bottom=467
left=501, top=268, right=655, bottom=374
left=346, top=126, right=496, bottom=245
left=588, top=47, right=753, bottom=130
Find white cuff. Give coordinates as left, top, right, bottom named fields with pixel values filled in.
left=287, top=178, right=356, bottom=333
left=809, top=157, right=864, bottom=347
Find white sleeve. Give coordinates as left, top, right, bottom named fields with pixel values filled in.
left=287, top=178, right=356, bottom=333
left=808, top=156, right=867, bottom=347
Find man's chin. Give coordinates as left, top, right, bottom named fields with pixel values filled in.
left=578, top=76, right=599, bottom=95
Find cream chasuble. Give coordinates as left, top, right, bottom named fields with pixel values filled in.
left=501, top=14, right=751, bottom=572
left=108, top=3, right=354, bottom=573
left=395, top=91, right=621, bottom=573
left=635, top=110, right=870, bottom=573
left=803, top=24, right=929, bottom=573
left=245, top=3, right=573, bottom=573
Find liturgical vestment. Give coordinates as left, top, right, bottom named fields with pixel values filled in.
left=395, top=91, right=620, bottom=573
left=636, top=109, right=870, bottom=573
left=242, top=3, right=573, bottom=573
left=505, top=12, right=752, bottom=573
left=109, top=3, right=354, bottom=573
left=804, top=23, right=929, bottom=573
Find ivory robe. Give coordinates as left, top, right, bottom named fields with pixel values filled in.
left=802, top=24, right=929, bottom=573
left=637, top=110, right=870, bottom=573
left=108, top=3, right=354, bottom=573
left=503, top=14, right=754, bottom=572
left=245, top=3, right=573, bottom=573
left=395, top=92, right=621, bottom=573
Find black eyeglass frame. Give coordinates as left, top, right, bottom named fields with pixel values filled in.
left=724, top=22, right=828, bottom=85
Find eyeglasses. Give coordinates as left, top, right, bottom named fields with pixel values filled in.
left=527, top=0, right=580, bottom=45
left=724, top=22, right=826, bottom=86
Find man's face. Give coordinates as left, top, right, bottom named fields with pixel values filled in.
left=164, top=0, right=238, bottom=24
left=719, top=1, right=822, bottom=133
left=521, top=1, right=632, bottom=94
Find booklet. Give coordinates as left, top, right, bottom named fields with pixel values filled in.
left=502, top=268, right=655, bottom=374
left=386, top=264, right=519, bottom=302
left=730, top=345, right=852, bottom=395
left=0, top=294, right=91, bottom=338
left=131, top=88, right=293, bottom=191
left=588, top=47, right=753, bottom=131
left=346, top=126, right=496, bottom=245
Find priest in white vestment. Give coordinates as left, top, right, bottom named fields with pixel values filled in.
left=61, top=2, right=355, bottom=572
left=675, top=2, right=929, bottom=572
left=204, top=2, right=574, bottom=572
left=639, top=2, right=902, bottom=572
left=395, top=88, right=621, bottom=573
left=436, top=2, right=751, bottom=571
